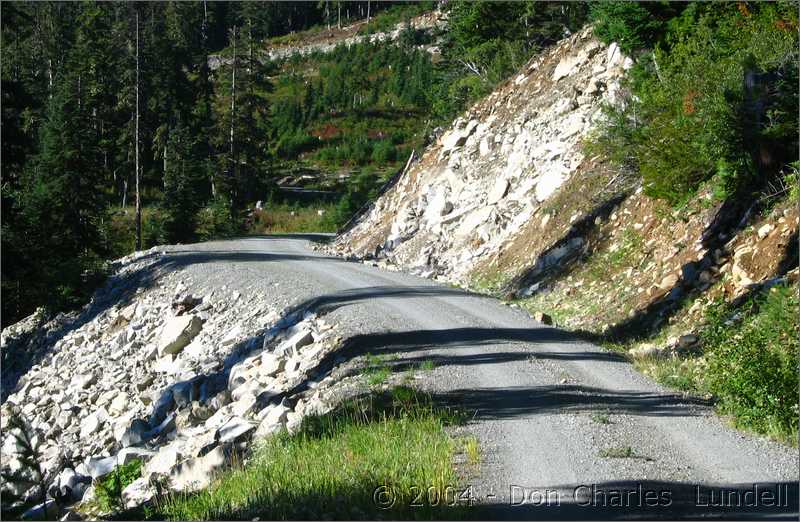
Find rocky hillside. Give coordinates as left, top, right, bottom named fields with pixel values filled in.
left=331, top=25, right=798, bottom=348
left=208, top=10, right=444, bottom=70
left=331, top=26, right=633, bottom=280
left=0, top=247, right=360, bottom=517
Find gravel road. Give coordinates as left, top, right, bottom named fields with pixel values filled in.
left=166, top=235, right=798, bottom=520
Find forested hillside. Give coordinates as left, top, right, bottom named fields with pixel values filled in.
left=2, top=1, right=587, bottom=327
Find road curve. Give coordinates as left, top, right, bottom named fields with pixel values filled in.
left=167, top=235, right=798, bottom=520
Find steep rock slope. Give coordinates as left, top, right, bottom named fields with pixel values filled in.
left=332, top=26, right=632, bottom=283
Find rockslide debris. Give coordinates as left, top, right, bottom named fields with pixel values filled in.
left=1, top=248, right=348, bottom=515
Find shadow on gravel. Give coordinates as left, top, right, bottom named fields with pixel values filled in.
left=274, top=324, right=708, bottom=420
left=426, top=384, right=710, bottom=419
left=281, top=285, right=478, bottom=318
left=478, top=480, right=798, bottom=520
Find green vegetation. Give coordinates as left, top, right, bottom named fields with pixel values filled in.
left=363, top=353, right=393, bottom=387
left=590, top=413, right=612, bottom=425
left=598, top=446, right=646, bottom=459
left=420, top=360, right=436, bottom=371
left=156, top=387, right=468, bottom=520
left=704, top=284, right=799, bottom=444
left=436, top=2, right=588, bottom=118
left=95, top=460, right=143, bottom=513
left=588, top=2, right=798, bottom=205
left=2, top=1, right=592, bottom=326
left=462, top=436, right=481, bottom=467
left=358, top=3, right=435, bottom=36
left=635, top=284, right=798, bottom=445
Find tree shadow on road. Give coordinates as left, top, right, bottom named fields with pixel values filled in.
left=477, top=479, right=798, bottom=520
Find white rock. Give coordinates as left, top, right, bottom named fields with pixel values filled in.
left=552, top=53, right=582, bottom=82
left=145, top=444, right=180, bottom=476
left=84, top=455, right=117, bottom=479
left=168, top=445, right=227, bottom=492
left=255, top=403, right=290, bottom=438
left=488, top=178, right=510, bottom=204
left=216, top=417, right=255, bottom=444
left=260, top=352, right=285, bottom=377
left=80, top=413, right=102, bottom=438
left=158, top=315, right=203, bottom=356
left=122, top=477, right=155, bottom=508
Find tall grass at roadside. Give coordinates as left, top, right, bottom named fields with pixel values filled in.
left=155, top=387, right=469, bottom=520
left=704, top=284, right=799, bottom=444
left=248, top=203, right=340, bottom=234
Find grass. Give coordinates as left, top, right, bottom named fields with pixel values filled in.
left=154, top=387, right=470, bottom=520
left=249, top=203, right=339, bottom=234
left=590, top=413, right=612, bottom=425
left=470, top=269, right=512, bottom=294
left=462, top=437, right=480, bottom=467
left=598, top=446, right=648, bottom=460
left=419, top=360, right=436, bottom=371
left=94, top=460, right=142, bottom=512
left=634, top=355, right=704, bottom=393
left=586, top=227, right=645, bottom=281
left=363, top=353, right=393, bottom=387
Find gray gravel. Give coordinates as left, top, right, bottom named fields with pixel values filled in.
left=164, top=235, right=798, bottom=519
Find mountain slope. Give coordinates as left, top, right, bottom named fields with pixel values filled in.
left=331, top=26, right=632, bottom=282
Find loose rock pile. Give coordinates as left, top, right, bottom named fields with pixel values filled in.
left=1, top=249, right=348, bottom=516
left=330, top=27, right=631, bottom=285
left=208, top=10, right=445, bottom=70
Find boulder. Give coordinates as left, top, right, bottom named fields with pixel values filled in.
left=255, top=403, right=291, bottom=438
left=145, top=444, right=180, bottom=476
left=48, top=467, right=90, bottom=503
left=84, top=455, right=117, bottom=479
left=676, top=334, right=701, bottom=353
left=757, top=223, right=774, bottom=239
left=122, top=477, right=156, bottom=508
left=158, top=315, right=203, bottom=356
left=488, top=179, right=510, bottom=204
left=260, top=352, right=286, bottom=377
left=79, top=413, right=103, bottom=439
left=274, top=328, right=313, bottom=357
left=169, top=445, right=228, bottom=492
left=216, top=417, right=255, bottom=444
left=117, top=446, right=156, bottom=465
left=120, top=418, right=150, bottom=447
left=552, top=53, right=582, bottom=82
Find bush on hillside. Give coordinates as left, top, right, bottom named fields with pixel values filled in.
left=589, top=2, right=799, bottom=205
left=589, top=1, right=683, bottom=55
left=704, top=284, right=799, bottom=443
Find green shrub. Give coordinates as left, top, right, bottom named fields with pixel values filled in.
left=589, top=1, right=683, bottom=54
left=704, top=285, right=799, bottom=443
left=370, top=139, right=396, bottom=163
left=195, top=199, right=241, bottom=241
left=95, top=460, right=142, bottom=512
left=589, top=3, right=799, bottom=205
